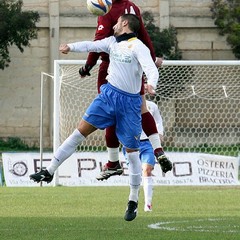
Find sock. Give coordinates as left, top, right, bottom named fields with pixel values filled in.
left=148, top=133, right=162, bottom=152
left=154, top=147, right=164, bottom=157
left=143, top=176, right=153, bottom=206
left=107, top=147, right=119, bottom=167
left=47, top=129, right=85, bottom=175
left=127, top=151, right=142, bottom=203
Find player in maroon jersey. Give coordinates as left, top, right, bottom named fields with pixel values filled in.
left=79, top=0, right=172, bottom=180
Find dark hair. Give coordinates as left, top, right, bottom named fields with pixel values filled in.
left=121, top=14, right=140, bottom=33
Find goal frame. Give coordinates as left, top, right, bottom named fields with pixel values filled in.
left=53, top=59, right=240, bottom=152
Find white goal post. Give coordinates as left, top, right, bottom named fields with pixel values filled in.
left=53, top=60, right=240, bottom=158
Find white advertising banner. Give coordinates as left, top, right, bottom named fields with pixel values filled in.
left=2, top=152, right=239, bottom=187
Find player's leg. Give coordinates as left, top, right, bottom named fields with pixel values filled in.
left=96, top=125, right=123, bottom=181
left=29, top=120, right=96, bottom=183
left=122, top=146, right=142, bottom=207
left=142, top=165, right=154, bottom=212
left=97, top=60, right=109, bottom=93
left=124, top=149, right=141, bottom=221
left=139, top=140, right=155, bottom=212
left=46, top=119, right=97, bottom=175
left=112, top=89, right=142, bottom=221
left=105, top=126, right=120, bottom=168
left=141, top=94, right=172, bottom=173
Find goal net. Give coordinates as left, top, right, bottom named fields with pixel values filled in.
left=54, top=60, right=240, bottom=157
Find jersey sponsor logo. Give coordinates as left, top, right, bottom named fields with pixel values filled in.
left=111, top=51, right=132, bottom=63
left=112, top=54, right=131, bottom=63
left=97, top=24, right=104, bottom=31
left=125, top=6, right=136, bottom=14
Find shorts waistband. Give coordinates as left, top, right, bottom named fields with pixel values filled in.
left=106, top=83, right=140, bottom=98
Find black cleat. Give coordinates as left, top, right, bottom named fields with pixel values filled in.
left=96, top=163, right=123, bottom=181
left=29, top=169, right=53, bottom=183
left=156, top=152, right=172, bottom=173
left=124, top=201, right=138, bottom=221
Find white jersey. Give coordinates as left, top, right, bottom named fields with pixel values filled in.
left=68, top=36, right=159, bottom=94
left=140, top=100, right=163, bottom=140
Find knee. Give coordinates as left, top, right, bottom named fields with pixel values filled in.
left=142, top=164, right=153, bottom=177
left=77, top=120, right=96, bottom=137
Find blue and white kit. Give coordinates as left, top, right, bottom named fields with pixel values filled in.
left=68, top=36, right=159, bottom=149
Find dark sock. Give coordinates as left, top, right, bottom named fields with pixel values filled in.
left=142, top=112, right=158, bottom=136
left=154, top=148, right=164, bottom=157
left=107, top=160, right=120, bottom=168
left=105, top=125, right=119, bottom=148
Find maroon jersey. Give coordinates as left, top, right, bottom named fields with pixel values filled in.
left=86, top=0, right=156, bottom=67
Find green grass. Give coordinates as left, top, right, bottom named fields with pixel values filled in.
left=0, top=186, right=240, bottom=240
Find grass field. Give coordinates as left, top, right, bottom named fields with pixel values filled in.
left=0, top=186, right=240, bottom=240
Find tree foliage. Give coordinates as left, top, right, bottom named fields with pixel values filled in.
left=210, top=0, right=240, bottom=59
left=0, top=0, right=40, bottom=70
left=142, top=11, right=182, bottom=60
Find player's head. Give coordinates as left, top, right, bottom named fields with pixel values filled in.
left=113, top=14, right=140, bottom=37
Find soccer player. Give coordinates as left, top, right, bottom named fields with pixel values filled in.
left=79, top=0, right=172, bottom=180
left=123, top=99, right=164, bottom=212
left=30, top=14, right=159, bottom=221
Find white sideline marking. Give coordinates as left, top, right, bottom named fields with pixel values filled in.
left=148, top=218, right=240, bottom=233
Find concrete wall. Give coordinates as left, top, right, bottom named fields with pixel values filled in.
left=0, top=0, right=236, bottom=148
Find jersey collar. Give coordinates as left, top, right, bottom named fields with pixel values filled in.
left=115, top=33, right=137, bottom=42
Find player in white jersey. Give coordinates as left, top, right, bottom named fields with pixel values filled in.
left=123, top=99, right=164, bottom=212
left=29, top=14, right=158, bottom=222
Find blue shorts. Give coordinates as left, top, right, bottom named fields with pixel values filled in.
left=123, top=139, right=156, bottom=167
left=83, top=83, right=142, bottom=149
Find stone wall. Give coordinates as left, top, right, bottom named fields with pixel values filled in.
left=0, top=0, right=236, bottom=148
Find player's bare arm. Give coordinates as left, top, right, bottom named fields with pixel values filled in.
left=145, top=84, right=156, bottom=95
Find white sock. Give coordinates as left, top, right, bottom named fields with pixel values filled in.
left=143, top=176, right=153, bottom=206
left=148, top=133, right=162, bottom=150
left=47, top=129, right=85, bottom=175
left=107, top=147, right=119, bottom=162
left=127, top=151, right=142, bottom=203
